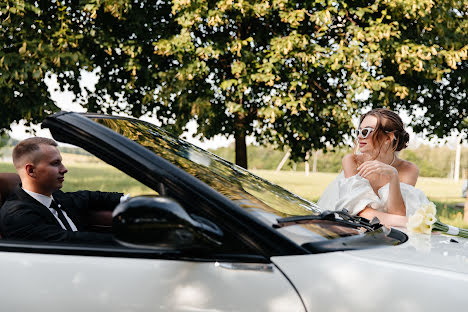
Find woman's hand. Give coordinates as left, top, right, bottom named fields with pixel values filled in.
left=358, top=158, right=407, bottom=216
left=357, top=159, right=398, bottom=180
left=358, top=207, right=408, bottom=228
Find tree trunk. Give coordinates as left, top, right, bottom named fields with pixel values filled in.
left=235, top=132, right=247, bottom=169
left=234, top=113, right=248, bottom=169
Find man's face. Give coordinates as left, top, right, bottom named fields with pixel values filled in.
left=32, top=144, right=68, bottom=194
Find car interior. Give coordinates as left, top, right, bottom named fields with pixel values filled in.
left=0, top=173, right=21, bottom=209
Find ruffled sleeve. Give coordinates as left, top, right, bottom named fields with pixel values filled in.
left=317, top=172, right=343, bottom=212
left=318, top=171, right=432, bottom=217
left=334, top=174, right=384, bottom=215
left=378, top=183, right=431, bottom=216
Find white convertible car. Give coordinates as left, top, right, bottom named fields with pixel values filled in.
left=0, top=112, right=466, bottom=311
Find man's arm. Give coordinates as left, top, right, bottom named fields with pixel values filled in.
left=59, top=190, right=123, bottom=212
left=1, top=201, right=115, bottom=244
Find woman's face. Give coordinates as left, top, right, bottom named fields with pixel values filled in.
left=357, top=115, right=378, bottom=154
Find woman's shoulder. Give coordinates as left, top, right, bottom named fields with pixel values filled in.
left=342, top=153, right=355, bottom=165
left=398, top=158, right=419, bottom=173
left=342, top=153, right=358, bottom=177
left=397, top=158, right=419, bottom=185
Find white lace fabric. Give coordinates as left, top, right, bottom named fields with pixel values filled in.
left=317, top=171, right=430, bottom=216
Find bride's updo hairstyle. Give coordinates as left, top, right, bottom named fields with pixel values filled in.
left=357, top=108, right=410, bottom=153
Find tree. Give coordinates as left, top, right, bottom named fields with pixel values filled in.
left=76, top=0, right=356, bottom=168
left=1, top=1, right=466, bottom=168
left=357, top=1, right=467, bottom=137
left=0, top=1, right=91, bottom=131
left=0, top=133, right=9, bottom=147
left=83, top=0, right=467, bottom=167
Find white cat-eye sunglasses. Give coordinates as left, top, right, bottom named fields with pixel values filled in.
left=353, top=127, right=375, bottom=139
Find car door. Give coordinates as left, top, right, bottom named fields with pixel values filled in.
left=0, top=241, right=305, bottom=311
left=0, top=112, right=306, bottom=311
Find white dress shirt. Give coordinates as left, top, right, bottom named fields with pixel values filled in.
left=22, top=188, right=78, bottom=231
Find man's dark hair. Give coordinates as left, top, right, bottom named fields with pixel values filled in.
left=12, top=137, right=58, bottom=169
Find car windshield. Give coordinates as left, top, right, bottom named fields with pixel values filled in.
left=92, top=117, right=376, bottom=243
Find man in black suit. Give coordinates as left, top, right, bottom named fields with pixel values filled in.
left=0, top=137, right=123, bottom=244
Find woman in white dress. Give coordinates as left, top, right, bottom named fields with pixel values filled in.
left=318, top=108, right=425, bottom=228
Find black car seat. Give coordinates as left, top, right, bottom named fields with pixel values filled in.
left=0, top=173, right=21, bottom=207
left=0, top=173, right=21, bottom=239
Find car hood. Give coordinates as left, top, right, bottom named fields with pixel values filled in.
left=349, top=231, right=468, bottom=274
left=272, top=232, right=468, bottom=312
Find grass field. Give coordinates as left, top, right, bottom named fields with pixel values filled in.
left=1, top=157, right=466, bottom=228
left=251, top=169, right=468, bottom=228
left=251, top=169, right=466, bottom=203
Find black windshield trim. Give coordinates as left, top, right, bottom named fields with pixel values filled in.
left=42, top=112, right=308, bottom=257
left=302, top=228, right=408, bottom=254
left=275, top=210, right=382, bottom=232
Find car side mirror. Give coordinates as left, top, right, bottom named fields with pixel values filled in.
left=112, top=196, right=223, bottom=249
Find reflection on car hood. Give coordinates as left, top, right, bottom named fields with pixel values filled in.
left=346, top=231, right=468, bottom=274
left=272, top=232, right=468, bottom=312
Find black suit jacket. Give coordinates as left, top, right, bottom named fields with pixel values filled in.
left=0, top=187, right=122, bottom=244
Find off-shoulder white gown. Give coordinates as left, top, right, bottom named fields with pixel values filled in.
left=317, top=172, right=429, bottom=216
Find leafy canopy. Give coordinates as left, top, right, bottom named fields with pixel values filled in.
left=0, top=0, right=466, bottom=166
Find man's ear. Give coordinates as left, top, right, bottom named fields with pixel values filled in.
left=25, top=163, right=36, bottom=178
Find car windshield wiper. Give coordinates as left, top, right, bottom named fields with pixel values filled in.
left=273, top=209, right=382, bottom=232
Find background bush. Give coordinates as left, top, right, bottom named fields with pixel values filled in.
left=210, top=144, right=467, bottom=178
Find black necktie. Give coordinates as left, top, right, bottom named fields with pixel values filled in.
left=50, top=200, right=73, bottom=231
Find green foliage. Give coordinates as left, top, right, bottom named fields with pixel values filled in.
left=400, top=145, right=468, bottom=177
left=0, top=134, right=9, bottom=149
left=58, top=146, right=93, bottom=156
left=0, top=1, right=92, bottom=131
left=210, top=144, right=348, bottom=172
left=1, top=0, right=466, bottom=167
left=210, top=143, right=468, bottom=178
left=400, top=147, right=451, bottom=177
left=0, top=162, right=15, bottom=173
left=210, top=145, right=294, bottom=170
left=75, top=0, right=468, bottom=164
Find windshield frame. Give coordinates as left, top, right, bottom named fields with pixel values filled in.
left=42, top=112, right=308, bottom=257
left=43, top=112, right=406, bottom=252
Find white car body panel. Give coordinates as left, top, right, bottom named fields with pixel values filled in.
left=272, top=233, right=468, bottom=312
left=4, top=113, right=467, bottom=311
left=0, top=252, right=304, bottom=312
left=351, top=232, right=468, bottom=274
